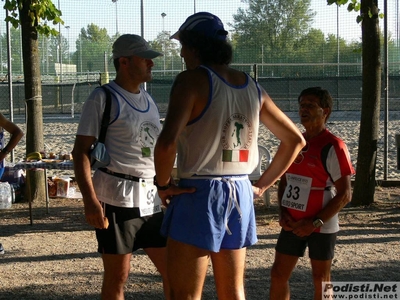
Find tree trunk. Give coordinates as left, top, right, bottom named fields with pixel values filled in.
left=19, top=1, right=46, bottom=203
left=351, top=0, right=381, bottom=206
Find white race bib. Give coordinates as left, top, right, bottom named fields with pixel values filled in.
left=281, top=174, right=312, bottom=212
left=138, top=179, right=162, bottom=217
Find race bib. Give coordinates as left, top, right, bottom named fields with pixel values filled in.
left=281, top=174, right=312, bottom=212
left=138, top=179, right=162, bottom=217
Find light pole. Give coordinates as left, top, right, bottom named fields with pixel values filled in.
left=65, top=26, right=70, bottom=65
left=140, top=0, right=144, bottom=37
left=0, top=22, right=2, bottom=75
left=112, top=0, right=118, bottom=35
left=161, top=12, right=166, bottom=75
left=161, top=12, right=166, bottom=31
left=194, top=0, right=196, bottom=13
left=336, top=5, right=339, bottom=77
left=58, top=0, right=63, bottom=82
left=79, top=35, right=83, bottom=73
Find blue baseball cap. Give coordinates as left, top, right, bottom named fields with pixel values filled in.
left=170, top=12, right=228, bottom=41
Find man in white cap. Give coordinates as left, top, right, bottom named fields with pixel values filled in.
left=73, top=34, right=172, bottom=300
left=154, top=12, right=305, bottom=300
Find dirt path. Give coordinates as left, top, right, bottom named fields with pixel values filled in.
left=0, top=185, right=399, bottom=299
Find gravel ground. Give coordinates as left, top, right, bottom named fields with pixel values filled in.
left=1, top=185, right=400, bottom=299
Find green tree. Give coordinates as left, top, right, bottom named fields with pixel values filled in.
left=37, top=33, right=68, bottom=74
left=72, top=24, right=111, bottom=73
left=289, top=28, right=326, bottom=76
left=4, top=0, right=63, bottom=205
left=149, top=31, right=181, bottom=74
left=0, top=26, right=24, bottom=76
left=328, top=0, right=381, bottom=206
left=230, top=0, right=315, bottom=64
left=10, top=26, right=24, bottom=75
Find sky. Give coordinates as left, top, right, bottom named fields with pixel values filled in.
left=0, top=0, right=398, bottom=52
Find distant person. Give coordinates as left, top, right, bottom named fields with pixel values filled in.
left=154, top=12, right=305, bottom=300
left=270, top=87, right=355, bottom=300
left=0, top=112, right=24, bottom=254
left=72, top=34, right=170, bottom=299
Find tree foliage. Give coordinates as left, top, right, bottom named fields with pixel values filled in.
left=327, top=0, right=383, bottom=23
left=230, top=0, right=315, bottom=63
left=4, top=0, right=63, bottom=36
left=227, top=0, right=365, bottom=78
left=149, top=31, right=181, bottom=72
left=76, top=24, right=112, bottom=72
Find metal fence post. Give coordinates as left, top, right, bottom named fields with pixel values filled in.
left=396, top=134, right=400, bottom=170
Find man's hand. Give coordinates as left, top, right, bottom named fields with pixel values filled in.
left=83, top=199, right=109, bottom=229
left=279, top=209, right=295, bottom=231
left=291, top=218, right=315, bottom=237
left=157, top=185, right=196, bottom=207
left=252, top=185, right=265, bottom=199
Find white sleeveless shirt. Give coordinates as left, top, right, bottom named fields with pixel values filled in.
left=77, top=81, right=161, bottom=178
left=177, top=66, right=261, bottom=178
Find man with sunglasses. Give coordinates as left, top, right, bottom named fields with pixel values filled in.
left=270, top=87, right=355, bottom=300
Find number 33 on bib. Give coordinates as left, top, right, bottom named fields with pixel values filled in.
left=281, top=174, right=312, bottom=212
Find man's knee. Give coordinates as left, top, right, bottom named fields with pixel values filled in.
left=270, top=262, right=292, bottom=282
left=311, top=268, right=331, bottom=283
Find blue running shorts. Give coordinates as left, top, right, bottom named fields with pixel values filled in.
left=161, top=176, right=258, bottom=252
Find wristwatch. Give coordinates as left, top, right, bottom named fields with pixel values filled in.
left=154, top=178, right=171, bottom=191
left=312, top=218, right=324, bottom=228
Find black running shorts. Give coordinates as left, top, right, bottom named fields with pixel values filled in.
left=275, top=229, right=337, bottom=260
left=95, top=203, right=166, bottom=254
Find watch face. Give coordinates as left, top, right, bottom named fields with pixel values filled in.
left=313, top=219, right=323, bottom=228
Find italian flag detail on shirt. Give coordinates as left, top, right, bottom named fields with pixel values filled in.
left=222, top=149, right=249, bottom=162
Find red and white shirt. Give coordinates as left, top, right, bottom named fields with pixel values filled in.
left=281, top=129, right=355, bottom=233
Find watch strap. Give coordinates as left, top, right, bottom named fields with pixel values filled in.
left=312, top=218, right=324, bottom=228
left=154, top=177, right=171, bottom=191
left=1, top=147, right=10, bottom=154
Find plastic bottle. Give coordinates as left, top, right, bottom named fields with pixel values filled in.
left=0, top=182, right=12, bottom=209
left=10, top=183, right=16, bottom=204
left=0, top=183, right=6, bottom=209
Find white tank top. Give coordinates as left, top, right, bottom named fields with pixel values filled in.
left=77, top=81, right=161, bottom=178
left=177, top=66, right=261, bottom=178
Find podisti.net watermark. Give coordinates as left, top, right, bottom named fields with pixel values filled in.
left=322, top=282, right=399, bottom=299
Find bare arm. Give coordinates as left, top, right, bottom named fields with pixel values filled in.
left=0, top=113, right=23, bottom=159
left=291, top=175, right=352, bottom=237
left=277, top=176, right=296, bottom=231
left=154, top=71, right=203, bottom=204
left=154, top=73, right=194, bottom=186
left=313, top=175, right=352, bottom=222
left=72, top=135, right=107, bottom=229
left=253, top=89, right=305, bottom=196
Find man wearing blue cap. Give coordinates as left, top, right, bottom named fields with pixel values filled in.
left=73, top=34, right=171, bottom=299
left=154, top=12, right=305, bottom=300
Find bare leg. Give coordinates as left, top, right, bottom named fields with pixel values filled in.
left=144, top=247, right=170, bottom=299
left=166, top=238, right=210, bottom=300
left=310, top=258, right=332, bottom=300
left=270, top=251, right=299, bottom=300
left=101, top=253, right=132, bottom=300
left=211, top=248, right=247, bottom=300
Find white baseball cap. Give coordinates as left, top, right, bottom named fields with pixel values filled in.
left=112, top=34, right=163, bottom=59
